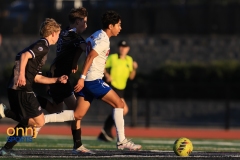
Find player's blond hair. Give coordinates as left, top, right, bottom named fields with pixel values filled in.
left=39, top=18, right=61, bottom=37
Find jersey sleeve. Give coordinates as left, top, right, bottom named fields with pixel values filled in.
left=29, top=42, right=49, bottom=59
left=92, top=38, right=109, bottom=55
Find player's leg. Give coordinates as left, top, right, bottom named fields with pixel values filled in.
left=37, top=95, right=64, bottom=114
left=98, top=85, right=125, bottom=142
left=98, top=98, right=129, bottom=142
left=63, top=94, right=81, bottom=149
left=0, top=89, right=27, bottom=123
left=48, top=82, right=82, bottom=149
left=101, top=90, right=124, bottom=140
left=83, top=79, right=124, bottom=143
left=72, top=94, right=95, bottom=154
left=1, top=113, right=30, bottom=157
left=43, top=87, right=75, bottom=123
left=25, top=92, right=47, bottom=138
left=0, top=103, right=20, bottom=122
left=38, top=83, right=67, bottom=114
left=101, top=90, right=141, bottom=150
left=1, top=91, right=44, bottom=156
left=98, top=86, right=127, bottom=142
left=0, top=123, right=26, bottom=157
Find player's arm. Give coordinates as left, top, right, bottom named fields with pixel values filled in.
left=72, top=46, right=84, bottom=73
left=34, top=75, right=68, bottom=84
left=74, top=49, right=98, bottom=92
left=129, top=61, right=138, bottom=80
left=17, top=51, right=32, bottom=87
left=104, top=54, right=112, bottom=82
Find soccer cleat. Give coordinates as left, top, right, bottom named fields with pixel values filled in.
left=72, top=145, right=96, bottom=155
left=97, top=129, right=114, bottom=142
left=117, top=138, right=142, bottom=151
left=0, top=103, right=9, bottom=119
left=0, top=147, right=21, bottom=157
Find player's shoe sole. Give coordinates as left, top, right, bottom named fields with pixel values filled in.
left=117, top=138, right=142, bottom=151
left=72, top=145, right=96, bottom=155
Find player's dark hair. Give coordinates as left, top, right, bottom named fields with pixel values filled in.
left=68, top=7, right=88, bottom=24
left=101, top=10, right=121, bottom=29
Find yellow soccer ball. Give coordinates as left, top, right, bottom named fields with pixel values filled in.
left=173, top=137, right=193, bottom=157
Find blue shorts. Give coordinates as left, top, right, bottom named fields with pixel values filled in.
left=75, top=79, right=111, bottom=103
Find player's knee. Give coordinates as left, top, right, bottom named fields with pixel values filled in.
left=34, top=120, right=45, bottom=127
left=116, top=99, right=124, bottom=109
left=74, top=112, right=83, bottom=120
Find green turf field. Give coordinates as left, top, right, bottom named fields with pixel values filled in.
left=0, top=134, right=240, bottom=151
left=1, top=134, right=240, bottom=159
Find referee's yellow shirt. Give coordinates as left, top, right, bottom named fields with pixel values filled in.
left=105, top=53, right=133, bottom=90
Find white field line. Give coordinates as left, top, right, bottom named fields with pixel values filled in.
left=142, top=140, right=240, bottom=147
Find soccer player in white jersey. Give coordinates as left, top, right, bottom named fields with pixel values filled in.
left=44, top=10, right=142, bottom=152
left=74, top=10, right=142, bottom=152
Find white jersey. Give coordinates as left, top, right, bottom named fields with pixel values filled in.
left=85, top=30, right=110, bottom=81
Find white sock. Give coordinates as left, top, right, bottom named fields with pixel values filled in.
left=113, top=108, right=125, bottom=142
left=44, top=110, right=75, bottom=123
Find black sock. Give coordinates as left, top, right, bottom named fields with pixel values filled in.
left=4, top=123, right=26, bottom=149
left=103, top=114, right=115, bottom=136
left=72, top=128, right=82, bottom=149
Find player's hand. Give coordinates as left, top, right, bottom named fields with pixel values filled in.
left=57, top=75, right=68, bottom=83
left=16, top=74, right=26, bottom=87
left=74, top=78, right=84, bottom=92
left=72, top=65, right=78, bottom=73
left=133, top=61, right=138, bottom=70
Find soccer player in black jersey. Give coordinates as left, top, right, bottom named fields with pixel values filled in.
left=36, top=7, right=90, bottom=154
left=0, top=18, right=68, bottom=156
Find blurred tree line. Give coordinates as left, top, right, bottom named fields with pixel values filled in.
left=1, top=60, right=240, bottom=100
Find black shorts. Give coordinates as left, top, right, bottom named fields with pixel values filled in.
left=110, top=84, right=124, bottom=98
left=8, top=89, right=43, bottom=119
left=48, top=80, right=73, bottom=104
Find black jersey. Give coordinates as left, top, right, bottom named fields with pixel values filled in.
left=49, top=27, right=86, bottom=77
left=8, top=38, right=50, bottom=91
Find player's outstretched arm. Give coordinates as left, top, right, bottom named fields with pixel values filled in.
left=74, top=49, right=98, bottom=92
left=34, top=75, right=68, bottom=84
